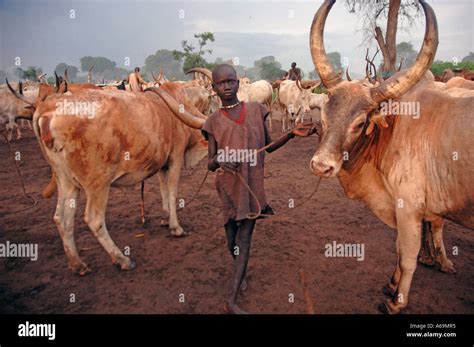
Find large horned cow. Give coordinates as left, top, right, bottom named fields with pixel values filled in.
left=12, top=82, right=209, bottom=274
left=309, top=0, right=473, bottom=313
left=277, top=79, right=324, bottom=132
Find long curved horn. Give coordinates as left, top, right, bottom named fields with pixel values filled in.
left=5, top=79, right=35, bottom=107
left=310, top=0, right=342, bottom=89
left=54, top=72, right=60, bottom=92
left=186, top=67, right=213, bottom=82
left=371, top=0, right=438, bottom=103
left=296, top=79, right=304, bottom=91
left=151, top=71, right=159, bottom=82
left=18, top=81, right=24, bottom=95
left=301, top=80, right=321, bottom=89
left=149, top=88, right=206, bottom=129
left=346, top=67, right=352, bottom=81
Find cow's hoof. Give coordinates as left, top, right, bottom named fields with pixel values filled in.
left=116, top=258, right=136, bottom=271
left=71, top=262, right=91, bottom=276
left=160, top=218, right=169, bottom=226
left=378, top=299, right=402, bottom=314
left=440, top=260, right=457, bottom=274
left=171, top=227, right=187, bottom=237
left=382, top=284, right=396, bottom=298
left=418, top=255, right=436, bottom=267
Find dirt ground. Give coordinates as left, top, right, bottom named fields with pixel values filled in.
left=0, top=110, right=472, bottom=314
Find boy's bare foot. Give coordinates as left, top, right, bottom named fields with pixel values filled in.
left=224, top=301, right=249, bottom=314
left=240, top=278, right=248, bottom=292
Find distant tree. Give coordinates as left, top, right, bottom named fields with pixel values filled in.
left=345, top=0, right=422, bottom=73
left=54, top=63, right=79, bottom=81
left=462, top=52, right=474, bottom=63
left=259, top=62, right=286, bottom=81
left=47, top=76, right=56, bottom=85
left=13, top=67, right=26, bottom=79
left=143, top=49, right=185, bottom=80
left=22, top=66, right=43, bottom=81
left=308, top=70, right=318, bottom=79
left=254, top=56, right=280, bottom=70
left=173, top=32, right=215, bottom=73
left=396, top=41, right=417, bottom=69
left=430, top=60, right=474, bottom=77
left=102, top=67, right=131, bottom=81
left=214, top=57, right=246, bottom=77
left=79, top=56, right=117, bottom=73
left=252, top=56, right=286, bottom=80
left=327, top=52, right=342, bottom=71
left=244, top=67, right=260, bottom=81
left=0, top=70, right=6, bottom=81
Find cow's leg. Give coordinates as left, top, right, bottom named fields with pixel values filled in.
left=381, top=212, right=421, bottom=314
left=15, top=122, right=22, bottom=140
left=296, top=112, right=304, bottom=124
left=166, top=156, right=186, bottom=237
left=84, top=186, right=135, bottom=270
left=289, top=113, right=296, bottom=129
left=157, top=170, right=170, bottom=226
left=265, top=101, right=273, bottom=132
left=383, top=238, right=401, bottom=298
left=418, top=221, right=436, bottom=267
left=53, top=176, right=89, bottom=275
left=6, top=122, right=13, bottom=142
left=418, top=219, right=456, bottom=273
left=431, top=218, right=456, bottom=273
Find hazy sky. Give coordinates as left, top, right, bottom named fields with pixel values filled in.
left=0, top=0, right=472, bottom=77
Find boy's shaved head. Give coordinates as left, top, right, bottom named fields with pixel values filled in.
left=212, top=64, right=239, bottom=104
left=212, top=64, right=237, bottom=81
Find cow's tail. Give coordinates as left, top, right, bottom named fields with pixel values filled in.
left=32, top=112, right=58, bottom=198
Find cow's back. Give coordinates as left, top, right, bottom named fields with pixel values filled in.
left=34, top=88, right=196, bottom=189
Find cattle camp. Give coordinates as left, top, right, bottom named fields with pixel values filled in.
left=0, top=0, right=473, bottom=325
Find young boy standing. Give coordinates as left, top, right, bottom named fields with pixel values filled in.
left=201, top=64, right=316, bottom=314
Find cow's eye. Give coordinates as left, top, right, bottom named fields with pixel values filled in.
left=356, top=121, right=365, bottom=129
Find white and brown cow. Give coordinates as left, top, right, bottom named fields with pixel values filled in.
left=21, top=82, right=208, bottom=274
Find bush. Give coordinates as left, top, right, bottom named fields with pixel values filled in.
left=430, top=61, right=474, bottom=76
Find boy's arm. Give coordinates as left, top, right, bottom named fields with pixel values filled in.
left=207, top=133, right=241, bottom=173
left=207, top=133, right=219, bottom=172
left=264, top=121, right=318, bottom=153
left=264, top=122, right=294, bottom=153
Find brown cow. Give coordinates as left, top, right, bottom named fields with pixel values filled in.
left=30, top=82, right=207, bottom=274
left=443, top=76, right=474, bottom=90
left=308, top=0, right=472, bottom=314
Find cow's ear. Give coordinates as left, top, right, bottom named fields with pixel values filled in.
left=366, top=111, right=388, bottom=136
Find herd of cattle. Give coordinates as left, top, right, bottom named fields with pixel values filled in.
left=1, top=0, right=473, bottom=314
